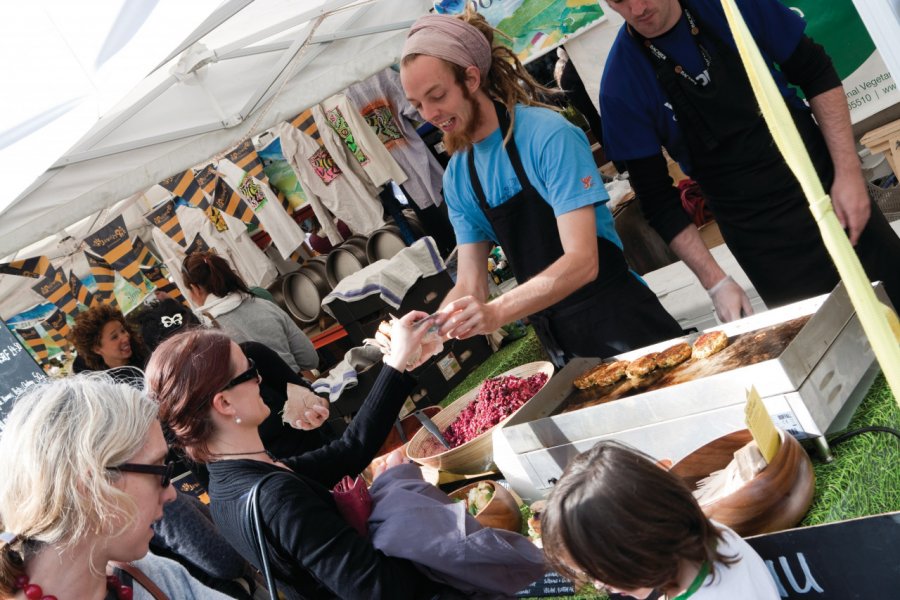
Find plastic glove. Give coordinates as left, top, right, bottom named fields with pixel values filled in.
left=707, top=275, right=753, bottom=322
left=383, top=311, right=434, bottom=371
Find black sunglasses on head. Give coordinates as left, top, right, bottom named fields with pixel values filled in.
left=222, top=358, right=259, bottom=391
left=108, top=461, right=176, bottom=488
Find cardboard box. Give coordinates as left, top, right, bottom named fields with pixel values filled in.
left=698, top=221, right=725, bottom=249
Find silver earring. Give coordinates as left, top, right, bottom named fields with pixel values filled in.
left=234, top=416, right=242, bottom=424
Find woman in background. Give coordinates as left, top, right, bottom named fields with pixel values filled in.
left=0, top=375, right=231, bottom=600
left=71, top=303, right=148, bottom=381
left=182, top=251, right=318, bottom=373
left=541, top=441, right=780, bottom=599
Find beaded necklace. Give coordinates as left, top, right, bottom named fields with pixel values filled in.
left=13, top=572, right=133, bottom=600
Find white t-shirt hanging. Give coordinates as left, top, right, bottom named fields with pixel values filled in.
left=275, top=121, right=386, bottom=241
left=345, top=68, right=444, bottom=209
left=216, top=160, right=305, bottom=260
left=316, top=93, right=408, bottom=188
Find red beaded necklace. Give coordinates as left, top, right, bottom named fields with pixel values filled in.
left=13, top=573, right=133, bottom=600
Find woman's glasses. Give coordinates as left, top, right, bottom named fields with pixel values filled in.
left=108, top=461, right=176, bottom=488
left=221, top=358, right=260, bottom=391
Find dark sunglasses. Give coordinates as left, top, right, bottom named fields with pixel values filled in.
left=108, top=461, right=176, bottom=488
left=222, top=358, right=259, bottom=391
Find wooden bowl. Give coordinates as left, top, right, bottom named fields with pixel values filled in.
left=670, top=429, right=815, bottom=536
left=449, top=480, right=522, bottom=532
left=406, top=361, right=555, bottom=474
left=377, top=406, right=441, bottom=456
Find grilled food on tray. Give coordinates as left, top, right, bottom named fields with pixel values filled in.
left=626, top=352, right=659, bottom=379
left=574, top=360, right=629, bottom=389
left=656, top=342, right=693, bottom=368
left=692, top=330, right=729, bottom=359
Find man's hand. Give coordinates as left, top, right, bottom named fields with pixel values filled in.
left=830, top=171, right=870, bottom=245
left=707, top=275, right=753, bottom=322
left=438, top=295, right=503, bottom=339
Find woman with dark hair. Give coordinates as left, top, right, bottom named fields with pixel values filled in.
left=541, top=441, right=779, bottom=599
left=71, top=304, right=148, bottom=381
left=181, top=251, right=318, bottom=373
left=145, top=317, right=454, bottom=599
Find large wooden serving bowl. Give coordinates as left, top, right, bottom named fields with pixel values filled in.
left=671, top=429, right=815, bottom=536
left=406, top=361, right=555, bottom=474
left=449, top=480, right=522, bottom=532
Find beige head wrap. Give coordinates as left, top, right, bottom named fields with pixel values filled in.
left=401, top=14, right=492, bottom=77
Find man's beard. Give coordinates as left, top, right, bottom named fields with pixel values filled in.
left=443, top=87, right=482, bottom=155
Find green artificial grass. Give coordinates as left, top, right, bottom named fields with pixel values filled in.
left=801, top=374, right=900, bottom=526
left=440, top=327, right=548, bottom=408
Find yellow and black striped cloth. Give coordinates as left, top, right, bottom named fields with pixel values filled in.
left=31, top=266, right=78, bottom=318
left=42, top=307, right=71, bottom=339
left=196, top=164, right=261, bottom=227
left=0, top=255, right=50, bottom=279
left=68, top=270, right=98, bottom=308
left=84, top=251, right=119, bottom=307
left=84, top=216, right=148, bottom=293
left=291, top=108, right=321, bottom=143
left=225, top=139, right=267, bottom=182
left=159, top=169, right=206, bottom=206
left=14, top=326, right=49, bottom=363
left=145, top=200, right=187, bottom=247
left=132, top=235, right=162, bottom=269
left=141, top=264, right=185, bottom=304
left=185, top=233, right=211, bottom=256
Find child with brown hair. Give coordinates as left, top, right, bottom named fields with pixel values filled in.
left=542, top=441, right=780, bottom=599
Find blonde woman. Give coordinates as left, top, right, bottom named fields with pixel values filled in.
left=0, top=375, right=231, bottom=600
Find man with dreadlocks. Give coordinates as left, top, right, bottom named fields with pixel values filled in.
left=400, top=11, right=682, bottom=366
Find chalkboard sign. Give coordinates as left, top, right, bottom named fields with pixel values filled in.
left=0, top=320, right=48, bottom=432
left=747, top=512, right=899, bottom=599
left=515, top=571, right=576, bottom=597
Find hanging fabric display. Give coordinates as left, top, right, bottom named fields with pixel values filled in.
left=13, top=327, right=49, bottom=364
left=346, top=68, right=445, bottom=209
left=158, top=169, right=207, bottom=207
left=185, top=233, right=211, bottom=256
left=84, top=252, right=119, bottom=307
left=140, top=263, right=185, bottom=303
left=31, top=266, right=79, bottom=318
left=224, top=139, right=267, bottom=182
left=145, top=199, right=187, bottom=247
left=131, top=235, right=162, bottom=269
left=83, top=215, right=149, bottom=292
left=0, top=256, right=51, bottom=279
left=291, top=108, right=322, bottom=143
left=275, top=121, right=386, bottom=242
left=196, top=163, right=262, bottom=227
left=68, top=270, right=98, bottom=308
left=40, top=308, right=71, bottom=350
left=216, top=157, right=305, bottom=260
left=316, top=94, right=408, bottom=188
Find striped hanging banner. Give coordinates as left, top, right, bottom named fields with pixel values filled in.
left=140, top=264, right=185, bottom=304
left=41, top=308, right=71, bottom=348
left=14, top=327, right=49, bottom=363
left=185, top=233, right=211, bottom=256
left=84, top=252, right=119, bottom=307
left=186, top=166, right=230, bottom=232
left=291, top=108, right=321, bottom=143
left=132, top=235, right=162, bottom=269
left=31, top=266, right=78, bottom=318
left=0, top=255, right=50, bottom=279
left=158, top=169, right=206, bottom=206
left=225, top=139, right=267, bottom=182
left=68, top=270, right=98, bottom=308
left=214, top=174, right=262, bottom=227
left=145, top=199, right=187, bottom=247
left=84, top=215, right=148, bottom=292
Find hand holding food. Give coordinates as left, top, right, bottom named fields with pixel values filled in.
left=368, top=311, right=442, bottom=372
left=282, top=384, right=330, bottom=430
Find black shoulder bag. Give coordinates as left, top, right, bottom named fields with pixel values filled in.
left=243, top=471, right=287, bottom=600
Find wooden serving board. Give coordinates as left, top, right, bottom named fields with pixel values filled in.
left=558, top=315, right=811, bottom=414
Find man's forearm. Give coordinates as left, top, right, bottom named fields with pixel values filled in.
left=809, top=86, right=862, bottom=179
left=668, top=224, right=727, bottom=289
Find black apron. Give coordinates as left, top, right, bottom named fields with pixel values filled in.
left=633, top=3, right=900, bottom=308
left=467, top=103, right=682, bottom=366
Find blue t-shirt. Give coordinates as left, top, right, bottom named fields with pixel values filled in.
left=443, top=104, right=620, bottom=248
left=600, top=0, right=807, bottom=171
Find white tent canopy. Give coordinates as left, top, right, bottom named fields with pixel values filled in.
left=0, top=0, right=432, bottom=261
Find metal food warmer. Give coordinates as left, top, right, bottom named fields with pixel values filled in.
left=493, top=283, right=890, bottom=501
